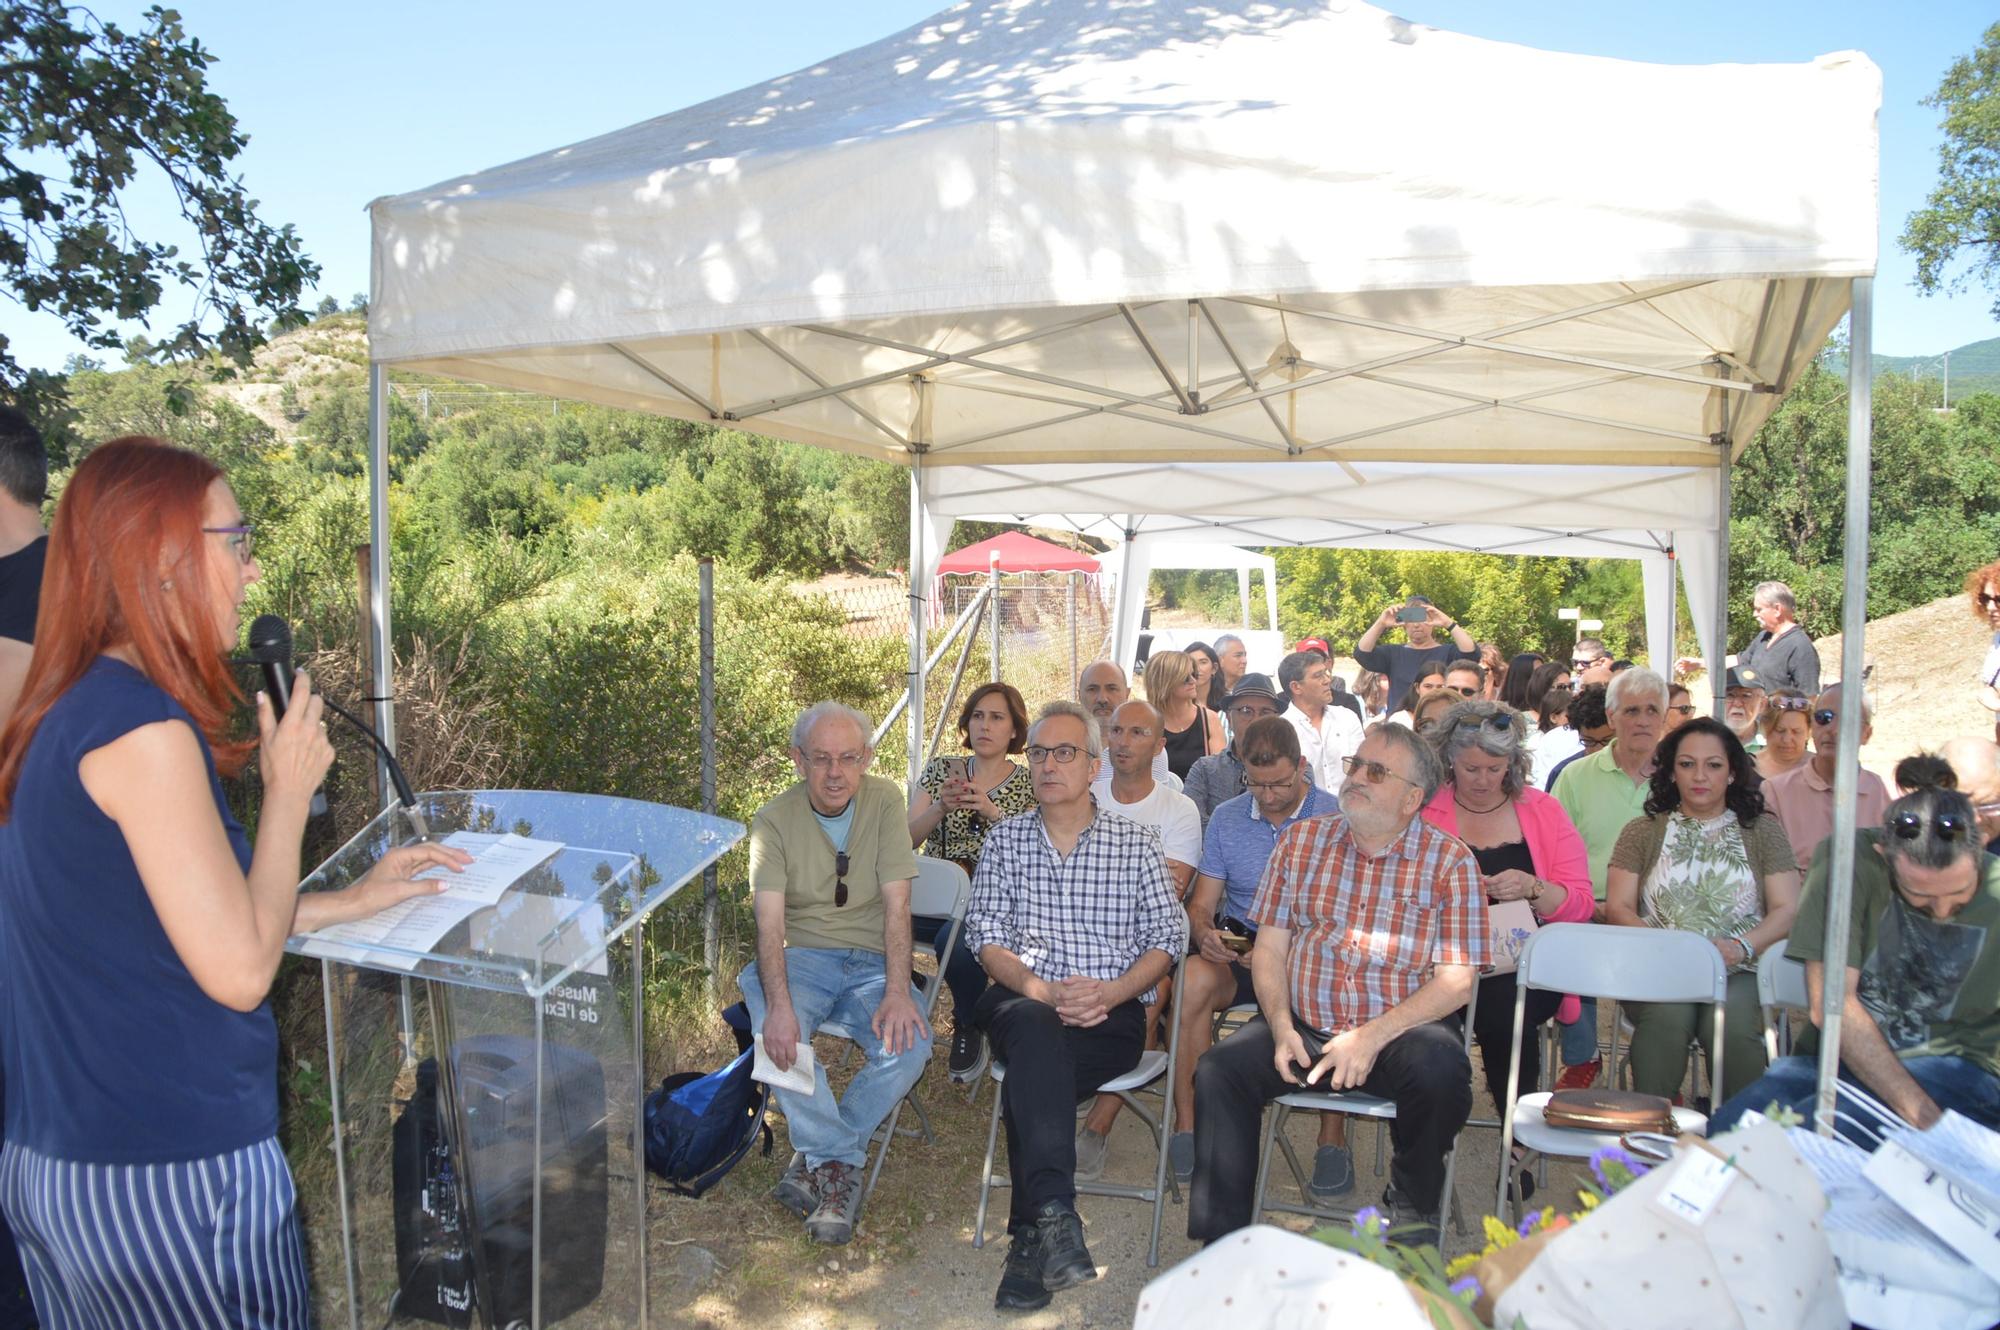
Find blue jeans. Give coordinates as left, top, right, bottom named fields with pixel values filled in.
left=1708, top=1053, right=2000, bottom=1143
left=737, top=948, right=933, bottom=1168
left=1560, top=994, right=1600, bottom=1067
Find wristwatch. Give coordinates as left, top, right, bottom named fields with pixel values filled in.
left=1732, top=933, right=1757, bottom=964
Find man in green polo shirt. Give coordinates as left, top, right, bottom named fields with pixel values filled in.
left=1709, top=785, right=2000, bottom=1138
left=739, top=701, right=932, bottom=1244
left=1550, top=666, right=1669, bottom=1088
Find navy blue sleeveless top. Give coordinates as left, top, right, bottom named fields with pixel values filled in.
left=0, top=656, right=275, bottom=1162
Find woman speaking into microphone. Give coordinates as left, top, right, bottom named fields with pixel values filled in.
left=0, top=437, right=467, bottom=1328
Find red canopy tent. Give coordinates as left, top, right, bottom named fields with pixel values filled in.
left=934, top=531, right=1100, bottom=576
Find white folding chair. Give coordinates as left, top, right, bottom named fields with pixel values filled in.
left=1756, top=938, right=1809, bottom=1062
left=971, top=955, right=1186, bottom=1268
left=1498, top=923, right=1725, bottom=1221
left=1250, top=978, right=1480, bottom=1236
left=815, top=855, right=971, bottom=1200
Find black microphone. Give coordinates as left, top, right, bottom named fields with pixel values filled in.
left=246, top=614, right=326, bottom=817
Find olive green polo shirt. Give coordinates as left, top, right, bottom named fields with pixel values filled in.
left=1552, top=742, right=1652, bottom=900
left=749, top=774, right=918, bottom=953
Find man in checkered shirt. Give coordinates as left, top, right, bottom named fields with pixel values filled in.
left=1187, top=723, right=1489, bottom=1248
left=964, top=699, right=1189, bottom=1313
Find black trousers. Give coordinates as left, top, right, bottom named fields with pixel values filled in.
left=975, top=983, right=1145, bottom=1231
left=1187, top=1016, right=1471, bottom=1242
left=1471, top=972, right=1564, bottom=1112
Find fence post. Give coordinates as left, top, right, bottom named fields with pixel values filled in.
left=988, top=551, right=1002, bottom=682
left=1068, top=570, right=1079, bottom=693
left=699, top=558, right=719, bottom=1004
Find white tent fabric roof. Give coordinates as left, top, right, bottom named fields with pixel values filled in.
left=369, top=0, right=1877, bottom=471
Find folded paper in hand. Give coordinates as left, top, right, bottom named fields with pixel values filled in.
left=752, top=1035, right=816, bottom=1096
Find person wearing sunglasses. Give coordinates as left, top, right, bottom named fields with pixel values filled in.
left=1734, top=581, right=1821, bottom=698
left=1569, top=637, right=1614, bottom=688
left=0, top=439, right=469, bottom=1328
left=1708, top=784, right=2000, bottom=1141
left=1188, top=726, right=1487, bottom=1253
left=1762, top=683, right=1891, bottom=876
left=741, top=701, right=932, bottom=1246
left=1755, top=688, right=1813, bottom=780
left=962, top=701, right=1187, bottom=1312
left=1968, top=558, right=2000, bottom=743
left=1549, top=667, right=1673, bottom=1091
left=1443, top=660, right=1485, bottom=702
left=1664, top=682, right=1696, bottom=736
left=1603, top=718, right=1802, bottom=1105
left=1173, top=717, right=1347, bottom=1198
left=1418, top=700, right=1594, bottom=1199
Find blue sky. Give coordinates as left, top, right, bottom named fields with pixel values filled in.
left=5, top=0, right=1995, bottom=370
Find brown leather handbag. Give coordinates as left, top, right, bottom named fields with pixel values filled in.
left=1542, top=1088, right=1677, bottom=1135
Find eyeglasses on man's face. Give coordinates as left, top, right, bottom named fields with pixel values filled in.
left=1341, top=754, right=1418, bottom=788
left=1444, top=683, right=1478, bottom=697
left=805, top=751, right=867, bottom=771
left=1027, top=743, right=1093, bottom=765
left=1244, top=773, right=1300, bottom=793
left=202, top=523, right=255, bottom=565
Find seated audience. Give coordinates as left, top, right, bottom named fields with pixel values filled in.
left=1210, top=634, right=1248, bottom=710
left=907, top=681, right=1034, bottom=1079
left=1722, top=666, right=1767, bottom=752
left=1524, top=659, right=1573, bottom=715
left=1353, top=669, right=1389, bottom=722
left=1383, top=659, right=1450, bottom=729
left=743, top=702, right=932, bottom=1244
left=1185, top=642, right=1222, bottom=713
left=1408, top=687, right=1461, bottom=739
left=1280, top=649, right=1364, bottom=795
left=1145, top=650, right=1227, bottom=782
left=1709, top=785, right=2000, bottom=1138
left=1188, top=725, right=1486, bottom=1250
left=1552, top=668, right=1670, bottom=1089
left=964, top=702, right=1186, bottom=1311
left=1604, top=718, right=1800, bottom=1103
left=1665, top=682, right=1696, bottom=735
left=1172, top=719, right=1345, bottom=1192
left=1078, top=660, right=1172, bottom=786
left=1353, top=595, right=1478, bottom=705
left=1498, top=652, right=1548, bottom=712
left=1763, top=683, right=1890, bottom=874
left=1419, top=700, right=1593, bottom=1198
left=1534, top=682, right=1608, bottom=793
left=1755, top=688, right=1812, bottom=780
left=1183, top=673, right=1288, bottom=829
left=1536, top=685, right=1572, bottom=737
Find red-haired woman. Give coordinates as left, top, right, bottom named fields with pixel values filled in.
left=0, top=438, right=465, bottom=1328
left=1971, top=558, right=2000, bottom=741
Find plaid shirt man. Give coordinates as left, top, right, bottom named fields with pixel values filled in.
left=965, top=805, right=1188, bottom=1002
left=1248, top=811, right=1488, bottom=1034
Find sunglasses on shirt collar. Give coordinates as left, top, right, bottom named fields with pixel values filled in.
left=834, top=850, right=850, bottom=907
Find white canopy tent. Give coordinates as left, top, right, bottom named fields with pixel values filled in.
left=1090, top=537, right=1280, bottom=649
left=365, top=0, right=1880, bottom=1141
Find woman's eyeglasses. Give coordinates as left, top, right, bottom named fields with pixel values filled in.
left=1892, top=811, right=1969, bottom=843
left=834, top=850, right=850, bottom=906
left=1769, top=696, right=1812, bottom=713
left=1341, top=754, right=1418, bottom=788
left=202, top=523, right=255, bottom=565
left=1980, top=592, right=2000, bottom=607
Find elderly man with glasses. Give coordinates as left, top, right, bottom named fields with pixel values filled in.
left=1763, top=682, right=1890, bottom=874
left=1709, top=785, right=2000, bottom=1140
left=739, top=702, right=932, bottom=1245
left=1187, top=725, right=1487, bottom=1250
left=964, top=700, right=1188, bottom=1312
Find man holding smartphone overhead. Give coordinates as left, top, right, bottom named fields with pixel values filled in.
left=1352, top=595, right=1478, bottom=708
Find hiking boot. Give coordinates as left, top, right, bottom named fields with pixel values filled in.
left=1554, top=1057, right=1603, bottom=1092
left=773, top=1151, right=816, bottom=1218
left=948, top=1026, right=989, bottom=1083
left=1167, top=1130, right=1194, bottom=1183
left=994, top=1223, right=1051, bottom=1313
left=1307, top=1143, right=1354, bottom=1200
left=804, top=1161, right=863, bottom=1244
left=1033, top=1199, right=1097, bottom=1291
left=1382, top=1184, right=1442, bottom=1252
left=1073, top=1126, right=1109, bottom=1181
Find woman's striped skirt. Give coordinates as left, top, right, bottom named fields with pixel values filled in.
left=0, top=1136, right=310, bottom=1329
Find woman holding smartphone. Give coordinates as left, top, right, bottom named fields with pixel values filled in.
left=0, top=438, right=466, bottom=1328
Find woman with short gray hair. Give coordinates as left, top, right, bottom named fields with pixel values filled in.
left=1419, top=699, right=1595, bottom=1197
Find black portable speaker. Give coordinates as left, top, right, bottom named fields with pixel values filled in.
left=392, top=1035, right=608, bottom=1327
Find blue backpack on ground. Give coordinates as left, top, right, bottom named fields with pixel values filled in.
left=644, top=1001, right=773, bottom=1197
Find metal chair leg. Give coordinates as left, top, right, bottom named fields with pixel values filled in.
left=971, top=1071, right=1005, bottom=1250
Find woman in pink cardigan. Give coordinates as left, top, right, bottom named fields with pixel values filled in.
left=1418, top=699, right=1594, bottom=1198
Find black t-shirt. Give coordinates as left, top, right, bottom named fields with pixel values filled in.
left=0, top=535, right=45, bottom=643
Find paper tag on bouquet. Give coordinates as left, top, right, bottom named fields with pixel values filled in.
left=1653, top=1146, right=1739, bottom=1225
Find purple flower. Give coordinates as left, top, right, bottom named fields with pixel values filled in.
left=1588, top=1145, right=1650, bottom=1189
left=1449, top=1275, right=1482, bottom=1302
left=1350, top=1206, right=1385, bottom=1235
left=1517, top=1209, right=1542, bottom=1238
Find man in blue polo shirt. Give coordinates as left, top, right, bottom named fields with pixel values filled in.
left=1165, top=716, right=1343, bottom=1187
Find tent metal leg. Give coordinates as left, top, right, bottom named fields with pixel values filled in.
left=1710, top=444, right=1732, bottom=720
left=1816, top=279, right=1873, bottom=1134
left=365, top=363, right=398, bottom=803
left=907, top=463, right=928, bottom=797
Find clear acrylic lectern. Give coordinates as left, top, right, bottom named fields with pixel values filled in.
left=288, top=790, right=744, bottom=1330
